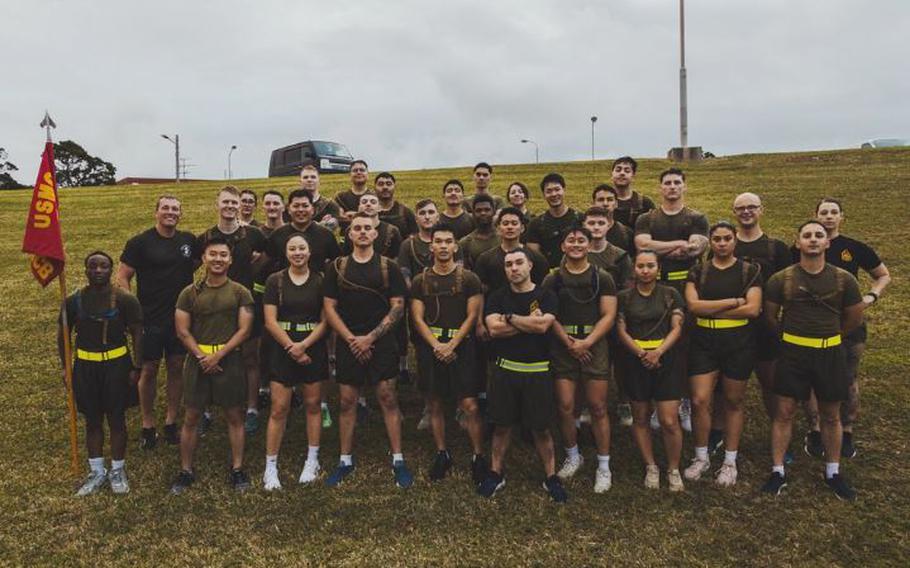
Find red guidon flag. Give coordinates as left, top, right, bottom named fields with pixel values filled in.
left=22, top=142, right=65, bottom=286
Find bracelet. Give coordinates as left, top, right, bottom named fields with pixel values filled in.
left=866, top=291, right=879, bottom=303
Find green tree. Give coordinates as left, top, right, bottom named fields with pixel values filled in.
left=54, top=140, right=116, bottom=187
left=0, top=147, right=27, bottom=190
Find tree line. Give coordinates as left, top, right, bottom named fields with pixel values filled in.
left=0, top=141, right=116, bottom=189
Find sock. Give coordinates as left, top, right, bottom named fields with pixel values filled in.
left=597, top=454, right=611, bottom=470
left=111, top=459, right=125, bottom=471
left=566, top=445, right=580, bottom=460
left=203, top=411, right=212, bottom=420
left=695, top=446, right=709, bottom=461
left=724, top=450, right=738, bottom=465
left=358, top=397, right=366, bottom=406
left=340, top=454, right=353, bottom=466
left=247, top=407, right=258, bottom=415
left=825, top=462, right=840, bottom=479
left=307, top=446, right=319, bottom=462
left=321, top=401, right=329, bottom=410
left=88, top=457, right=105, bottom=474
left=772, top=465, right=785, bottom=476
left=266, top=455, right=278, bottom=470
left=392, top=452, right=404, bottom=464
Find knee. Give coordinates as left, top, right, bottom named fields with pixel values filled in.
left=377, top=389, right=398, bottom=410
left=690, top=392, right=711, bottom=410
left=339, top=395, right=357, bottom=413
left=557, top=399, right=575, bottom=416
left=270, top=402, right=290, bottom=421
left=106, top=412, right=127, bottom=431
left=460, top=399, right=479, bottom=416
left=819, top=410, right=841, bottom=427
left=303, top=397, right=321, bottom=415
left=588, top=401, right=608, bottom=420
left=85, top=415, right=104, bottom=433
left=658, top=414, right=679, bottom=432
left=724, top=394, right=744, bottom=412
left=183, top=409, right=201, bottom=428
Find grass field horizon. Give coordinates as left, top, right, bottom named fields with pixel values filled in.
left=1, top=147, right=908, bottom=566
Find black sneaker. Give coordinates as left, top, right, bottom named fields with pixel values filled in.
left=164, top=423, right=180, bottom=445
left=841, top=432, right=857, bottom=459
left=542, top=475, right=568, bottom=503
left=230, top=468, right=251, bottom=492
left=477, top=471, right=505, bottom=498
left=140, top=427, right=158, bottom=450
left=257, top=388, right=271, bottom=410
left=708, top=428, right=725, bottom=456
left=356, top=401, right=369, bottom=426
left=428, top=450, right=452, bottom=482
left=760, top=472, right=787, bottom=495
left=471, top=454, right=489, bottom=486
left=825, top=473, right=856, bottom=501
left=170, top=469, right=195, bottom=495
left=804, top=430, right=825, bottom=458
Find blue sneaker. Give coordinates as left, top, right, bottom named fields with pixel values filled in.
left=477, top=471, right=506, bottom=498
left=392, top=460, right=414, bottom=488
left=542, top=474, right=568, bottom=503
left=324, top=462, right=355, bottom=487
left=784, top=451, right=795, bottom=465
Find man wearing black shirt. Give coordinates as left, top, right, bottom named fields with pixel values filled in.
left=267, top=190, right=341, bottom=274
left=527, top=173, right=581, bottom=269
left=480, top=249, right=566, bottom=503
left=475, top=207, right=549, bottom=294
left=239, top=189, right=260, bottom=227
left=300, top=165, right=341, bottom=231
left=440, top=179, right=475, bottom=239
left=610, top=156, right=655, bottom=229
left=118, top=195, right=196, bottom=449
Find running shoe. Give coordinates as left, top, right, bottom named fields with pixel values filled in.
left=617, top=403, right=633, bottom=427
left=325, top=462, right=355, bottom=487
left=841, top=432, right=857, bottom=459
left=76, top=469, right=108, bottom=497
left=594, top=467, right=612, bottom=494
left=477, top=471, right=505, bottom=498
left=163, top=423, right=180, bottom=445
left=299, top=460, right=321, bottom=484
left=139, top=427, right=158, bottom=450
left=708, top=429, right=724, bottom=455
left=170, top=470, right=195, bottom=495
left=542, top=475, right=568, bottom=503
left=715, top=462, right=738, bottom=487
left=644, top=464, right=660, bottom=489
left=455, top=408, right=468, bottom=430
left=557, top=454, right=584, bottom=480
left=678, top=399, right=692, bottom=433
left=784, top=451, right=795, bottom=465
left=825, top=473, right=856, bottom=501
left=230, top=468, right=251, bottom=492
left=244, top=411, right=259, bottom=435
left=356, top=401, right=369, bottom=426
left=684, top=457, right=711, bottom=481
left=429, top=450, right=452, bottom=482
left=263, top=468, right=282, bottom=491
left=649, top=410, right=660, bottom=431
left=108, top=468, right=130, bottom=494
left=257, top=387, right=271, bottom=410
left=804, top=430, right=825, bottom=458
left=321, top=403, right=333, bottom=429
left=417, top=408, right=431, bottom=431
left=197, top=413, right=212, bottom=437
left=579, top=408, right=592, bottom=425
left=392, top=460, right=414, bottom=488
left=760, top=472, right=787, bottom=495
left=471, top=454, right=489, bottom=486
left=668, top=469, right=685, bottom=492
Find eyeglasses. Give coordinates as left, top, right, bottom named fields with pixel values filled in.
left=733, top=205, right=760, bottom=213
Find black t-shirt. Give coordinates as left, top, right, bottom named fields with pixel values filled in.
left=526, top=208, right=582, bottom=269
left=62, top=286, right=143, bottom=351
left=267, top=222, right=341, bottom=274
left=474, top=246, right=550, bottom=294
left=614, top=191, right=655, bottom=229
left=263, top=270, right=324, bottom=339
left=735, top=234, right=791, bottom=286
left=379, top=202, right=418, bottom=239
left=688, top=259, right=761, bottom=300
left=195, top=225, right=267, bottom=291
left=120, top=227, right=197, bottom=327
left=605, top=221, right=634, bottom=253
left=440, top=211, right=476, bottom=240
left=484, top=285, right=557, bottom=363
left=825, top=235, right=882, bottom=278
left=341, top=221, right=402, bottom=259
left=323, top=254, right=408, bottom=334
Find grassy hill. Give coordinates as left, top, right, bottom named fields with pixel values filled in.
left=0, top=148, right=908, bottom=566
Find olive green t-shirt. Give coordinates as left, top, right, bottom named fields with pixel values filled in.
left=474, top=245, right=549, bottom=294
left=63, top=286, right=143, bottom=351
left=458, top=231, right=501, bottom=270
left=605, top=221, right=634, bottom=253
left=396, top=235, right=465, bottom=281
left=526, top=208, right=582, bottom=269
left=542, top=266, right=616, bottom=327
left=176, top=279, right=254, bottom=345
left=617, top=285, right=684, bottom=340
left=440, top=211, right=476, bottom=240
left=587, top=243, right=632, bottom=289
left=634, top=207, right=709, bottom=277
left=341, top=220, right=402, bottom=259
left=765, top=265, right=862, bottom=337
left=410, top=267, right=483, bottom=331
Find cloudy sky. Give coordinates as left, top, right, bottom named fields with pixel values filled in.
left=2, top=0, right=907, bottom=182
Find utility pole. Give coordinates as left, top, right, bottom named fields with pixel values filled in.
left=161, top=134, right=180, bottom=183
left=590, top=116, right=598, bottom=161
left=679, top=0, right=688, bottom=149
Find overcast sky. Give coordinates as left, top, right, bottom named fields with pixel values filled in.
left=2, top=0, right=908, bottom=182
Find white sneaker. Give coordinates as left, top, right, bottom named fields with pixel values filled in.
left=644, top=464, right=660, bottom=489
left=579, top=409, right=592, bottom=425
left=298, top=459, right=321, bottom=484
left=557, top=454, right=584, bottom=480
left=76, top=469, right=107, bottom=497
left=594, top=467, right=612, bottom=493
left=684, top=457, right=711, bottom=481
left=618, top=403, right=633, bottom=427
left=649, top=410, right=660, bottom=431
left=108, top=468, right=130, bottom=494
left=715, top=462, right=738, bottom=487
left=417, top=409, right=431, bottom=431
left=679, top=399, right=692, bottom=433
left=668, top=469, right=685, bottom=492
left=263, top=468, right=282, bottom=491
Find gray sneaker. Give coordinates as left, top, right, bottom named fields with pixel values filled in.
left=109, top=468, right=130, bottom=494
left=76, top=469, right=108, bottom=497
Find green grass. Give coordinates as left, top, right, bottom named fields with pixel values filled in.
left=1, top=148, right=908, bottom=566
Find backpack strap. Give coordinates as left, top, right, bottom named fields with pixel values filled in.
left=277, top=268, right=287, bottom=308
left=698, top=261, right=710, bottom=291
left=380, top=256, right=389, bottom=291
left=782, top=265, right=797, bottom=303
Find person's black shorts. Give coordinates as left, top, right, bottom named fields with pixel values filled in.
left=416, top=337, right=478, bottom=400
left=335, top=333, right=398, bottom=388
left=773, top=342, right=848, bottom=402
left=73, top=355, right=137, bottom=418
left=488, top=365, right=555, bottom=431
left=270, top=337, right=328, bottom=387
left=142, top=323, right=186, bottom=361
left=474, top=338, right=492, bottom=393
left=183, top=351, right=247, bottom=409
left=687, top=326, right=756, bottom=381
left=620, top=349, right=683, bottom=402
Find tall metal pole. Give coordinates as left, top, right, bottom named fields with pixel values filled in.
left=590, top=116, right=598, bottom=161
left=175, top=134, right=180, bottom=183
left=679, top=0, right=688, bottom=149
left=520, top=139, right=539, bottom=164
left=228, top=145, right=237, bottom=180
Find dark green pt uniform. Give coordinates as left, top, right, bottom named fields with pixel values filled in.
left=634, top=207, right=709, bottom=297
left=526, top=208, right=582, bottom=269
left=735, top=234, right=792, bottom=361
left=263, top=270, right=328, bottom=386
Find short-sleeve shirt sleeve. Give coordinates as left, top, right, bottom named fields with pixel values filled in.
left=175, top=284, right=195, bottom=313
left=322, top=261, right=340, bottom=300
left=263, top=272, right=282, bottom=306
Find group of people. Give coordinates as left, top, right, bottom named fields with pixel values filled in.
left=58, top=157, right=890, bottom=503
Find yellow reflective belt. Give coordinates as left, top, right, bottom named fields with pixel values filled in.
left=253, top=283, right=266, bottom=294
left=633, top=339, right=663, bottom=350
left=664, top=270, right=689, bottom=281
left=562, top=324, right=594, bottom=336
left=278, top=321, right=317, bottom=332
left=696, top=318, right=749, bottom=330
left=496, top=358, right=550, bottom=373
left=429, top=326, right=458, bottom=339
left=197, top=343, right=225, bottom=354
left=782, top=333, right=842, bottom=349
left=75, top=346, right=128, bottom=362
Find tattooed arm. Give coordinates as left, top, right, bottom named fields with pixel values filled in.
left=368, top=297, right=405, bottom=341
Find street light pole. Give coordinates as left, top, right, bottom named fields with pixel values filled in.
left=228, top=145, right=237, bottom=180
left=161, top=134, right=180, bottom=183
left=520, top=139, right=539, bottom=164
left=590, top=116, right=598, bottom=161
left=679, top=0, right=688, bottom=149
